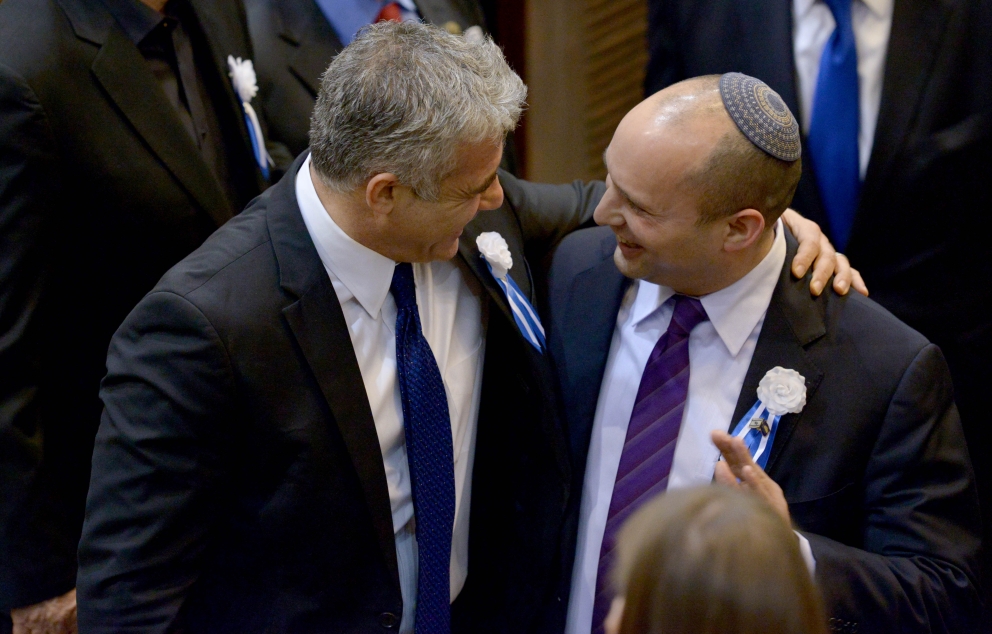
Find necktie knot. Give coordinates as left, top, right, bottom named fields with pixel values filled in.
left=822, top=0, right=853, bottom=24
left=391, top=263, right=417, bottom=311
left=668, top=295, right=708, bottom=339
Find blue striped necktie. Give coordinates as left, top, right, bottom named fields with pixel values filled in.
left=391, top=263, right=455, bottom=634
left=807, top=0, right=862, bottom=250
left=591, top=295, right=709, bottom=634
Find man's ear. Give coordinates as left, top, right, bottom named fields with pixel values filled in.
left=366, top=173, right=401, bottom=217
left=724, top=208, right=767, bottom=252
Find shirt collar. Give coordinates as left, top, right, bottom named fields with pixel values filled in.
left=631, top=219, right=787, bottom=357
left=794, top=0, right=893, bottom=20
left=296, top=155, right=397, bottom=320
left=100, top=0, right=168, bottom=46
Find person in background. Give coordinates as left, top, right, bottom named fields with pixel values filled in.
left=0, top=0, right=275, bottom=631
left=644, top=4, right=992, bottom=615
left=244, top=0, right=491, bottom=161
left=603, top=486, right=828, bottom=634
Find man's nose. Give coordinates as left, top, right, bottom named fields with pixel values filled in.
left=593, top=188, right=622, bottom=227
left=479, top=178, right=504, bottom=211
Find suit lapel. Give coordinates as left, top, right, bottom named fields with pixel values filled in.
left=560, top=230, right=628, bottom=463
left=739, top=0, right=801, bottom=117
left=458, top=215, right=527, bottom=336
left=278, top=0, right=344, bottom=97
left=187, top=0, right=265, bottom=190
left=89, top=27, right=233, bottom=227
left=728, top=231, right=825, bottom=474
left=269, top=156, right=399, bottom=590
left=861, top=0, right=955, bottom=199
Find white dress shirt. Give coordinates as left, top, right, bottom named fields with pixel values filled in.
left=296, top=156, right=486, bottom=633
left=566, top=223, right=814, bottom=634
left=792, top=0, right=894, bottom=177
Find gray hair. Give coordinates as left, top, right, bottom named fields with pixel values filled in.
left=309, top=21, right=526, bottom=201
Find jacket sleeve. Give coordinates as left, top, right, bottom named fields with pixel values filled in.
left=0, top=62, right=76, bottom=612
left=803, top=343, right=982, bottom=634
left=76, top=291, right=235, bottom=634
left=498, top=170, right=606, bottom=259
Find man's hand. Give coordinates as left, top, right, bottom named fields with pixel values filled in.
left=9, top=589, right=77, bottom=634
left=781, top=209, right=868, bottom=297
left=711, top=430, right=791, bottom=526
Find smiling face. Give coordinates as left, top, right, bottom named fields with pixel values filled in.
left=593, top=93, right=733, bottom=295
left=383, top=140, right=505, bottom=262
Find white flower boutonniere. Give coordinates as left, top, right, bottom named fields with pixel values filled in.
left=227, top=56, right=259, bottom=103
left=476, top=232, right=513, bottom=280
left=227, top=56, right=271, bottom=177
left=757, top=366, right=807, bottom=416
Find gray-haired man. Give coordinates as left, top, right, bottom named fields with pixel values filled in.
left=76, top=22, right=845, bottom=634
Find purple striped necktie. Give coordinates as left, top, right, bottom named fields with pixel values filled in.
left=591, top=294, right=709, bottom=634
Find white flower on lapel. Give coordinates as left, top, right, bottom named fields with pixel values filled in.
left=757, top=367, right=806, bottom=416
left=476, top=232, right=513, bottom=280
left=227, top=56, right=259, bottom=103
left=463, top=25, right=485, bottom=44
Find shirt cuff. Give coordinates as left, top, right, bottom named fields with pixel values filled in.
left=794, top=530, right=816, bottom=575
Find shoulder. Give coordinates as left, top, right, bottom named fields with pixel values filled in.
left=0, top=0, right=77, bottom=77
left=154, top=197, right=279, bottom=310
left=551, top=225, right=616, bottom=281
left=807, top=287, right=937, bottom=393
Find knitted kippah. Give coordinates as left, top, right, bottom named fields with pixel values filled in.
left=719, top=72, right=801, bottom=161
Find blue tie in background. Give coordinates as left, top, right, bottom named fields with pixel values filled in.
left=807, top=0, right=861, bottom=250
left=391, top=263, right=455, bottom=634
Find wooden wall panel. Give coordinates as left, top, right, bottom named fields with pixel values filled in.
left=525, top=0, right=647, bottom=182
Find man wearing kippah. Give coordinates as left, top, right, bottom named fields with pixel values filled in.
left=547, top=74, right=980, bottom=634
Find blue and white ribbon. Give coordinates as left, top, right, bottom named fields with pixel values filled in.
left=729, top=399, right=783, bottom=470
left=482, top=259, right=546, bottom=352
left=241, top=103, right=271, bottom=180
left=227, top=56, right=272, bottom=180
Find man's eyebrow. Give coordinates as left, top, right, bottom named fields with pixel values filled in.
left=464, top=169, right=499, bottom=197
left=603, top=150, right=650, bottom=212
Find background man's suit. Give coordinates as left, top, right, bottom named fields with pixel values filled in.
left=76, top=154, right=601, bottom=633
left=245, top=0, right=488, bottom=159
left=0, top=0, right=269, bottom=617
left=643, top=0, right=992, bottom=588
left=546, top=225, right=981, bottom=633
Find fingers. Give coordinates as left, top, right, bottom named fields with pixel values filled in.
left=850, top=267, right=869, bottom=296
left=830, top=253, right=852, bottom=295
left=808, top=233, right=837, bottom=297
left=782, top=209, right=818, bottom=280
left=710, top=430, right=754, bottom=479
left=713, top=458, right=740, bottom=487
left=741, top=465, right=792, bottom=525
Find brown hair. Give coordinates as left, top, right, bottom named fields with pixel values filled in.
left=611, top=486, right=827, bottom=634
left=659, top=76, right=802, bottom=226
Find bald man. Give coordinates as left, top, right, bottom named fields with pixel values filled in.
left=546, top=74, right=980, bottom=634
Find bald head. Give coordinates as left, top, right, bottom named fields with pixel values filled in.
left=626, top=75, right=802, bottom=225
left=594, top=74, right=803, bottom=294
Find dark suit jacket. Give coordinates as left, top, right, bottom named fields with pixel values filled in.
left=76, top=156, right=602, bottom=633
left=546, top=225, right=982, bottom=634
left=246, top=0, right=487, bottom=158
left=0, top=0, right=267, bottom=613
left=644, top=0, right=992, bottom=402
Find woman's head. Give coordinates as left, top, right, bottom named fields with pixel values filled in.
left=607, top=485, right=827, bottom=634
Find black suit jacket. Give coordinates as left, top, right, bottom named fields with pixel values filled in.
left=245, top=0, right=487, bottom=158
left=76, top=156, right=602, bottom=633
left=546, top=226, right=982, bottom=634
left=644, top=0, right=992, bottom=382
left=0, top=0, right=267, bottom=613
